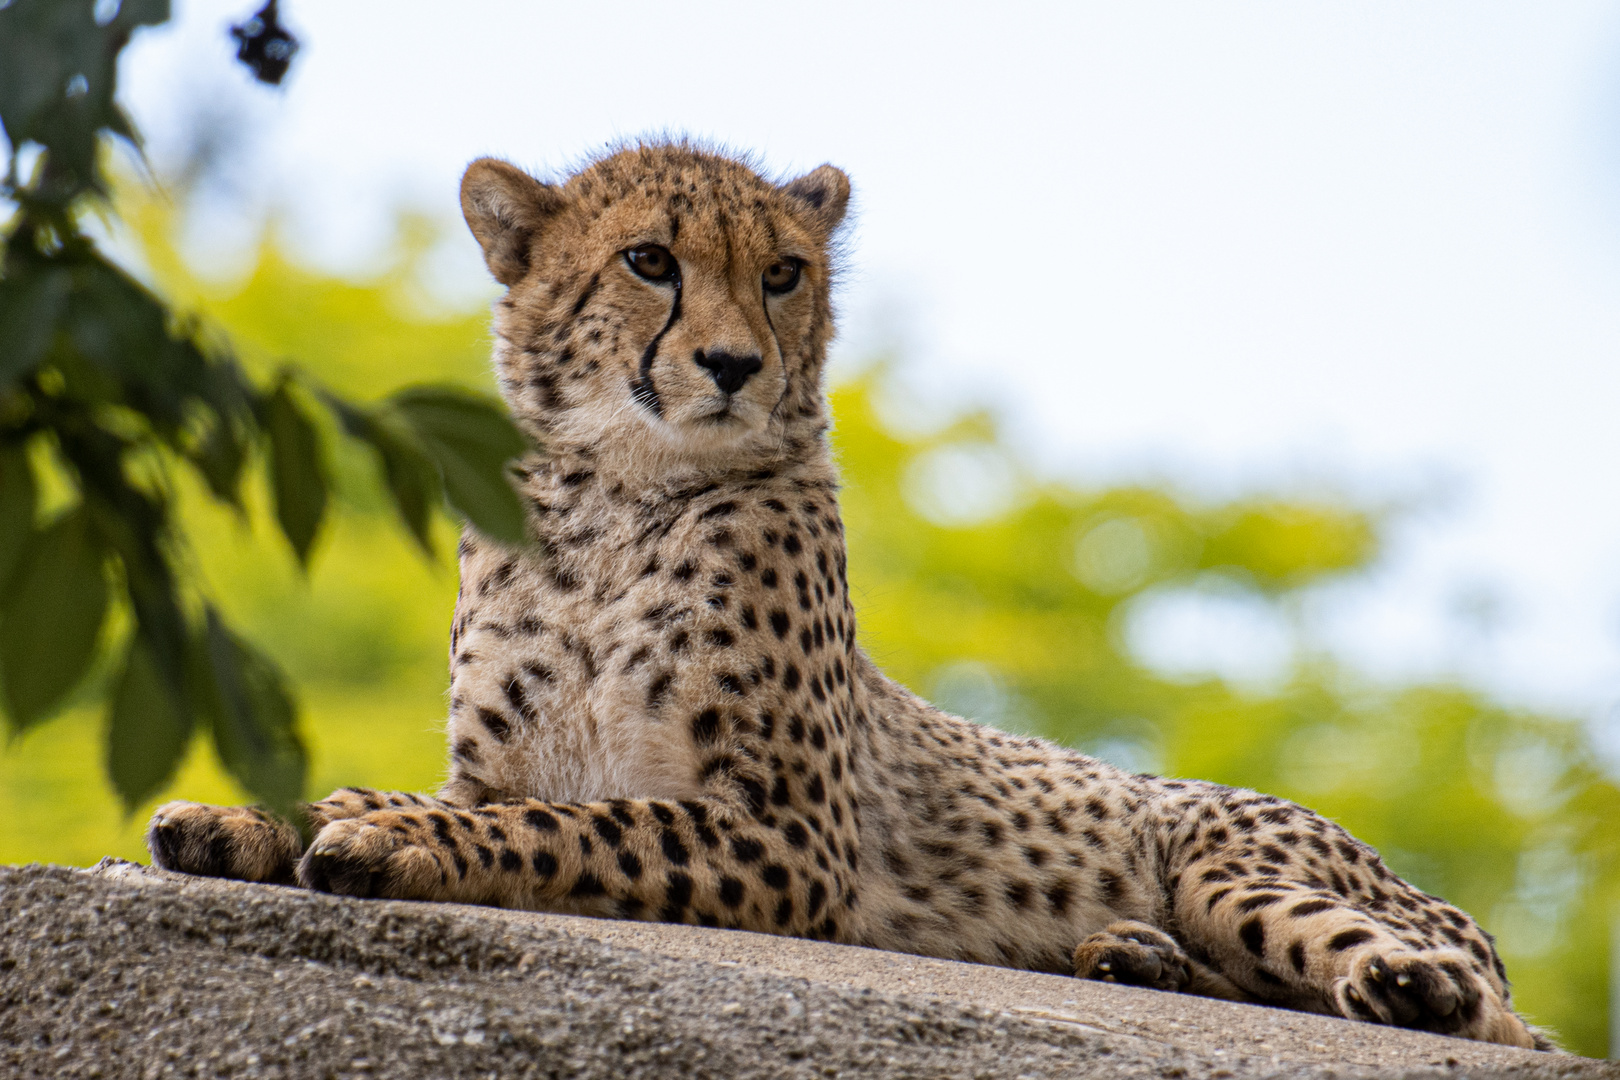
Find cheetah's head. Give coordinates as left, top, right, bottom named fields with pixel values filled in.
left=461, top=144, right=849, bottom=478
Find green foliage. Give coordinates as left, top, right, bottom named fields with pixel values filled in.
left=388, top=388, right=532, bottom=547
left=0, top=0, right=531, bottom=817
left=0, top=0, right=167, bottom=208
left=0, top=506, right=108, bottom=726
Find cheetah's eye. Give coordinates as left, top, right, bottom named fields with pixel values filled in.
left=762, top=258, right=803, bottom=295
left=625, top=244, right=678, bottom=283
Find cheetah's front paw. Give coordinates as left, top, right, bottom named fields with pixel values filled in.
left=297, top=816, right=446, bottom=900
left=146, top=801, right=303, bottom=884
left=1334, top=948, right=1535, bottom=1049
left=1073, top=921, right=1195, bottom=993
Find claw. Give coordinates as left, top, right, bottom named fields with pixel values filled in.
left=1367, top=963, right=1383, bottom=981
left=1097, top=962, right=1112, bottom=972
left=1395, top=973, right=1411, bottom=987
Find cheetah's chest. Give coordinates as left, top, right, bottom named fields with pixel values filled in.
left=450, top=475, right=853, bottom=806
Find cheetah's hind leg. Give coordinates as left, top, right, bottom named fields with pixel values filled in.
left=1074, top=921, right=1252, bottom=1001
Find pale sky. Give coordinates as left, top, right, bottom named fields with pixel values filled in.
left=120, top=2, right=1620, bottom=745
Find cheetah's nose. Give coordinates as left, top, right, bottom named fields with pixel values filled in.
left=694, top=349, right=763, bottom=395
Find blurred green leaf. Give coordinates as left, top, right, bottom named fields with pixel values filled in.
left=63, top=255, right=213, bottom=430
left=1202, top=501, right=1379, bottom=591
left=323, top=393, right=442, bottom=555
left=0, top=443, right=37, bottom=591
left=388, top=386, right=530, bottom=545
left=263, top=378, right=328, bottom=565
left=0, top=506, right=108, bottom=730
left=0, top=265, right=72, bottom=384
left=198, top=609, right=305, bottom=816
left=106, top=632, right=192, bottom=812
left=188, top=411, right=249, bottom=507
left=0, top=0, right=168, bottom=206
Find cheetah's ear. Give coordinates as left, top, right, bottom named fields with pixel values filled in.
left=781, top=164, right=851, bottom=239
left=461, top=158, right=567, bottom=286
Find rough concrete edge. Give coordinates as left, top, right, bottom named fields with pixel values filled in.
left=5, top=861, right=1612, bottom=1080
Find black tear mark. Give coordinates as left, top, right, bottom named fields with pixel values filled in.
left=571, top=271, right=601, bottom=316
left=630, top=273, right=682, bottom=416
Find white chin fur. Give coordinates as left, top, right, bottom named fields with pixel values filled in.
left=554, top=392, right=775, bottom=477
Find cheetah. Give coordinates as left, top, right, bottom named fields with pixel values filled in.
left=148, top=143, right=1547, bottom=1051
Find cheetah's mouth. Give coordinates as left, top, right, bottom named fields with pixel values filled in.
left=697, top=400, right=743, bottom=424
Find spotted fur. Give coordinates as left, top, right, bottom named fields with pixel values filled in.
left=148, top=143, right=1546, bottom=1051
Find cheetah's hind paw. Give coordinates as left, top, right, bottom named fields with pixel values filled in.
left=1072, top=921, right=1197, bottom=993
left=146, top=801, right=303, bottom=884
left=1334, top=948, right=1537, bottom=1050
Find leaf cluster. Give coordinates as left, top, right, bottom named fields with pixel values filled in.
left=0, top=0, right=530, bottom=817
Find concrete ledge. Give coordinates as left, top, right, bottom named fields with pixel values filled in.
left=0, top=861, right=1609, bottom=1079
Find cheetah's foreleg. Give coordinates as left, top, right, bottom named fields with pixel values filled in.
left=146, top=787, right=428, bottom=884
left=296, top=793, right=852, bottom=940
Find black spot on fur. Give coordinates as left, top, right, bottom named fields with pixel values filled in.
left=661, top=829, right=690, bottom=866
left=1289, top=898, right=1337, bottom=918
left=1046, top=881, right=1072, bottom=915
left=692, top=709, right=722, bottom=745
left=1097, top=869, right=1125, bottom=904
left=664, top=871, right=694, bottom=917
left=525, top=808, right=559, bottom=832
left=647, top=671, right=673, bottom=708
left=591, top=815, right=622, bottom=847
left=1237, top=893, right=1283, bottom=913
left=476, top=708, right=511, bottom=742
left=1288, top=940, right=1307, bottom=973
left=1328, top=928, right=1375, bottom=952
left=736, top=774, right=768, bottom=817
left=1240, top=917, right=1266, bottom=957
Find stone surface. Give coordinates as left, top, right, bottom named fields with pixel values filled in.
left=0, top=861, right=1611, bottom=1079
